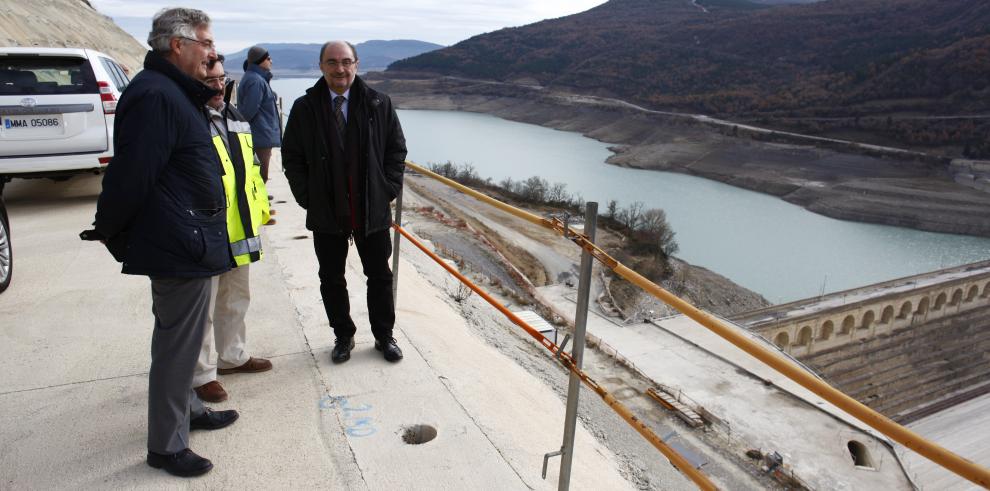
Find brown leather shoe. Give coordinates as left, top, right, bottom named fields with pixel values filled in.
left=194, top=381, right=228, bottom=403
left=218, top=357, right=272, bottom=375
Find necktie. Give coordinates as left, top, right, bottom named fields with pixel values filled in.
left=333, top=95, right=346, bottom=143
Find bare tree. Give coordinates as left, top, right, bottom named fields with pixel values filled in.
left=520, top=176, right=549, bottom=202
left=642, top=208, right=679, bottom=260
left=499, top=177, right=518, bottom=195
left=455, top=163, right=479, bottom=183
left=547, top=182, right=568, bottom=204
left=428, top=160, right=457, bottom=178
left=617, top=201, right=645, bottom=230
left=605, top=200, right=618, bottom=220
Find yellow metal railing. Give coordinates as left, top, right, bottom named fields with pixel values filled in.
left=403, top=160, right=990, bottom=489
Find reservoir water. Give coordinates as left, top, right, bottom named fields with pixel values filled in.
left=271, top=78, right=990, bottom=303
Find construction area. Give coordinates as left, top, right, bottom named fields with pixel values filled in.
left=2, top=2, right=988, bottom=488
left=1, top=155, right=988, bottom=490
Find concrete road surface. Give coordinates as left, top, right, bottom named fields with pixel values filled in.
left=0, top=162, right=639, bottom=490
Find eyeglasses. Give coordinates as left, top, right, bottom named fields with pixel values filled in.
left=204, top=74, right=227, bottom=86
left=180, top=36, right=216, bottom=51
left=323, top=58, right=357, bottom=68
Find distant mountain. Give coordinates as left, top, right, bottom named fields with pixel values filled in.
left=388, top=0, right=990, bottom=156
left=356, top=40, right=447, bottom=68
left=226, top=40, right=443, bottom=76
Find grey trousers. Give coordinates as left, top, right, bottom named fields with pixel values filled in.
left=148, top=275, right=218, bottom=454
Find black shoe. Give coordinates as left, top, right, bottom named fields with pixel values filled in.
left=190, top=408, right=239, bottom=431
left=147, top=448, right=213, bottom=477
left=375, top=337, right=403, bottom=362
left=331, top=337, right=355, bottom=363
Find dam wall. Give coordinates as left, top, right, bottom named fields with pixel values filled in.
left=734, top=261, right=990, bottom=421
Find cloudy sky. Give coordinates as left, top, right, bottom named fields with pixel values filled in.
left=90, top=1, right=607, bottom=54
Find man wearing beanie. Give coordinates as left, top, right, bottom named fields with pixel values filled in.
left=237, top=45, right=280, bottom=224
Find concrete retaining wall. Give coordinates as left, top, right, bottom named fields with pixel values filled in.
left=799, top=306, right=990, bottom=421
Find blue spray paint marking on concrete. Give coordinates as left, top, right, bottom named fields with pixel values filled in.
left=319, top=395, right=377, bottom=437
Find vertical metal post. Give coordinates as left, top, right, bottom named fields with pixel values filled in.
left=558, top=202, right=597, bottom=491
left=391, top=186, right=404, bottom=305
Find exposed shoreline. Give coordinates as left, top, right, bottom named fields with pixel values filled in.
left=369, top=75, right=990, bottom=237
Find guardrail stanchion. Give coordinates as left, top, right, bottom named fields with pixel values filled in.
left=557, top=202, right=598, bottom=490
left=392, top=185, right=404, bottom=305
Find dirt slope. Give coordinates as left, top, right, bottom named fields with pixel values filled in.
left=1, top=0, right=146, bottom=72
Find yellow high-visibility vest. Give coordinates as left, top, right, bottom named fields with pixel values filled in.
left=212, top=124, right=270, bottom=266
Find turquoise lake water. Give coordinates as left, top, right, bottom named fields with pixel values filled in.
left=272, top=78, right=990, bottom=303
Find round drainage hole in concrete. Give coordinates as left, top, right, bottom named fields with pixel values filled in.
left=402, top=424, right=437, bottom=445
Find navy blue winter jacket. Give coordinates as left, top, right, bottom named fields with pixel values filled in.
left=236, top=65, right=281, bottom=148
left=94, top=51, right=232, bottom=278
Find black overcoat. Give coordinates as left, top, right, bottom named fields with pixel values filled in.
left=282, top=76, right=407, bottom=236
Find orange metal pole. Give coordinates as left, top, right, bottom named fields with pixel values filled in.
left=394, top=224, right=718, bottom=491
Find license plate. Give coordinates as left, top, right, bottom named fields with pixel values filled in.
left=1, top=114, right=64, bottom=137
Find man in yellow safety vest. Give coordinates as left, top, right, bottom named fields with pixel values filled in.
left=193, top=54, right=273, bottom=403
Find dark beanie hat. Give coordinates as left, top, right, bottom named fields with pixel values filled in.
left=247, top=46, right=268, bottom=64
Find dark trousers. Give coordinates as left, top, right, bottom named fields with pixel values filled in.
left=313, top=229, right=394, bottom=340
left=148, top=276, right=215, bottom=454
left=256, top=147, right=273, bottom=182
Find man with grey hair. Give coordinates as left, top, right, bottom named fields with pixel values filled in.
left=93, top=7, right=238, bottom=478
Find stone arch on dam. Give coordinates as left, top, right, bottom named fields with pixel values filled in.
left=764, top=281, right=990, bottom=357
left=732, top=261, right=990, bottom=420
left=897, top=300, right=911, bottom=320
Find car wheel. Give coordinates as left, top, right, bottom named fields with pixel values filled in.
left=0, top=205, right=11, bottom=294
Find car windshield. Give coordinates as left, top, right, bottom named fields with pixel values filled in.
left=0, top=56, right=98, bottom=95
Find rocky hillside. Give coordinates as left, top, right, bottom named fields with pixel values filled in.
left=0, top=0, right=146, bottom=72
left=610, top=258, right=770, bottom=319
left=389, top=0, right=990, bottom=156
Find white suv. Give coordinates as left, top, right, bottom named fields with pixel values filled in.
left=0, top=47, right=130, bottom=180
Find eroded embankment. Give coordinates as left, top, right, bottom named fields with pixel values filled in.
left=403, top=173, right=770, bottom=321
left=369, top=75, right=990, bottom=237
